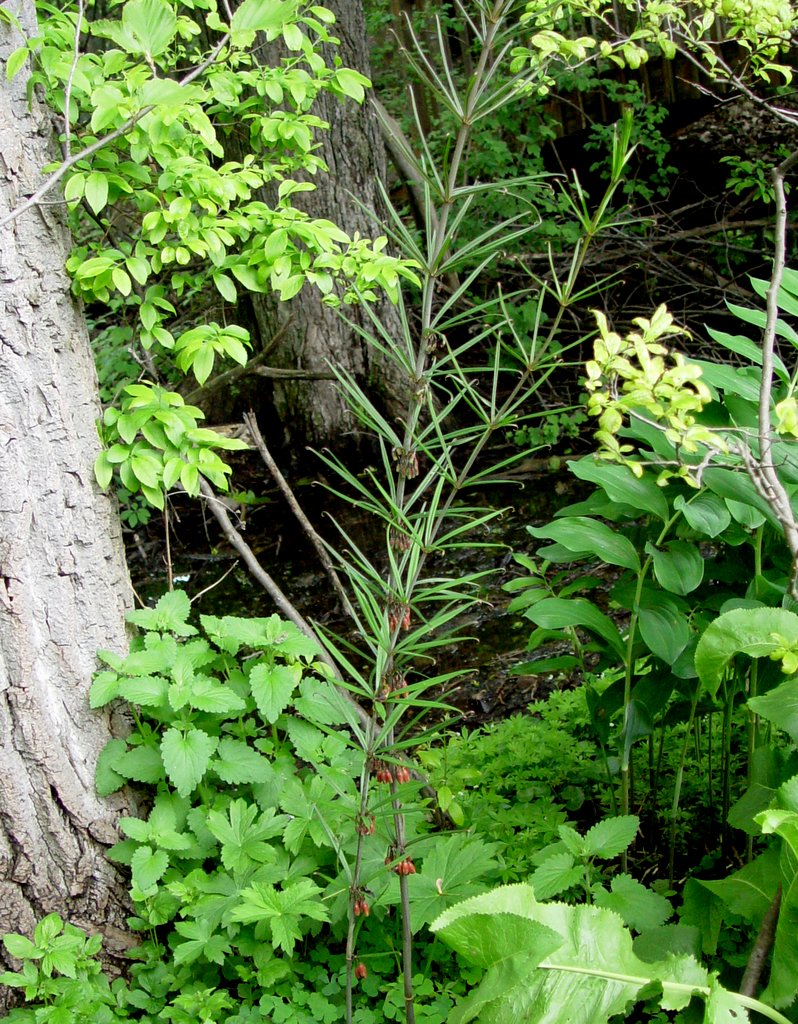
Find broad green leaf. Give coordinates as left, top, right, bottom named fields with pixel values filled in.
left=698, top=846, right=780, bottom=926
left=646, top=540, right=703, bottom=596
left=529, top=851, right=582, bottom=900
left=249, top=662, right=301, bottom=724
left=749, top=678, right=798, bottom=744
left=117, top=674, right=169, bottom=707
left=582, top=816, right=639, bottom=859
left=638, top=598, right=690, bottom=663
left=703, top=468, right=778, bottom=528
left=231, top=0, right=297, bottom=40
left=95, top=738, right=128, bottom=796
left=3, top=934, right=38, bottom=959
left=212, top=738, right=272, bottom=785
left=386, top=834, right=501, bottom=932
left=525, top=597, right=625, bottom=657
left=84, top=172, right=108, bottom=215
left=528, top=517, right=640, bottom=571
left=116, top=743, right=164, bottom=784
left=160, top=728, right=217, bottom=797
left=568, top=459, right=669, bottom=521
left=182, top=675, right=246, bottom=715
left=696, top=608, right=798, bottom=699
left=206, top=799, right=287, bottom=873
left=127, top=590, right=196, bottom=635
left=673, top=492, right=731, bottom=538
left=433, top=884, right=710, bottom=1024
left=130, top=845, right=169, bottom=892
left=594, top=874, right=672, bottom=932
left=93, top=0, right=177, bottom=56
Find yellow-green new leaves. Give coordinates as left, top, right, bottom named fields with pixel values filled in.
left=585, top=305, right=723, bottom=483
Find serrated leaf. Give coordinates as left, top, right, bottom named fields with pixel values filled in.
left=95, top=738, right=128, bottom=795
left=582, top=816, right=639, bottom=859
left=212, top=738, right=272, bottom=785
left=432, top=884, right=710, bottom=1024
left=116, top=743, right=165, bottom=784
left=594, top=874, right=672, bottom=931
left=249, top=662, right=301, bottom=724
left=229, top=878, right=329, bottom=955
left=127, top=590, right=196, bottom=636
left=205, top=799, right=287, bottom=873
left=530, top=851, right=583, bottom=901
left=160, top=728, right=217, bottom=797
left=131, top=845, right=169, bottom=892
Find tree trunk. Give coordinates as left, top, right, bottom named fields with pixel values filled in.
left=247, top=0, right=407, bottom=452
left=0, top=4, right=133, bottom=960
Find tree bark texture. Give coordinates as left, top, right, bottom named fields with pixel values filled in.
left=0, top=2, right=134, bottom=957
left=246, top=0, right=407, bottom=452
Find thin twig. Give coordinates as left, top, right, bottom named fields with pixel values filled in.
left=197, top=477, right=370, bottom=730
left=0, top=32, right=230, bottom=229
left=62, top=0, right=85, bottom=160
left=243, top=411, right=352, bottom=614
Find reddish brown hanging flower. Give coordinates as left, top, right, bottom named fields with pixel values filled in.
left=355, top=962, right=368, bottom=980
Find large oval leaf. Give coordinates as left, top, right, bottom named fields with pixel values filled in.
left=529, top=517, right=640, bottom=571
left=673, top=492, right=731, bottom=539
left=638, top=595, right=690, bottom=663
left=568, top=459, right=669, bottom=522
left=646, top=540, right=703, bottom=595
left=525, top=598, right=625, bottom=657
left=695, top=607, right=798, bottom=698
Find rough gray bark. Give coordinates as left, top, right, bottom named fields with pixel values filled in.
left=248, top=0, right=407, bottom=451
left=0, top=2, right=134, bottom=958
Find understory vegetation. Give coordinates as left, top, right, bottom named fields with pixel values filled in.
left=4, top=0, right=798, bottom=1022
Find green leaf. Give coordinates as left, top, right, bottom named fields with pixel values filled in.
left=696, top=608, right=798, bottom=699
left=335, top=68, right=369, bottom=103
left=391, top=834, right=501, bottom=932
left=127, top=590, right=196, bottom=636
left=568, top=459, right=669, bottom=521
left=212, top=738, right=272, bottom=785
left=85, top=172, right=109, bottom=215
left=95, top=738, right=128, bottom=796
left=673, top=492, right=731, bottom=538
left=529, top=851, right=582, bottom=900
left=433, top=884, right=709, bottom=1024
left=3, top=933, right=38, bottom=959
left=749, top=679, right=798, bottom=744
left=205, top=799, right=287, bottom=873
left=229, top=878, right=329, bottom=955
left=5, top=47, right=29, bottom=82
left=249, top=662, right=301, bottom=724
left=645, top=540, right=703, bottom=596
left=528, top=517, right=640, bottom=571
left=160, top=728, right=217, bottom=797
left=230, top=0, right=297, bottom=40
left=116, top=743, right=164, bottom=784
left=698, top=847, right=780, bottom=926
left=582, top=816, right=639, bottom=859
left=638, top=597, right=690, bottom=663
left=525, top=597, right=625, bottom=658
left=130, top=845, right=169, bottom=892
left=94, top=0, right=177, bottom=56
left=213, top=273, right=237, bottom=303
left=594, top=874, right=672, bottom=931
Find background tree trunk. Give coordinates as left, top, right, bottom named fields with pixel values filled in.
left=246, top=0, right=407, bottom=453
left=0, top=3, right=134, bottom=962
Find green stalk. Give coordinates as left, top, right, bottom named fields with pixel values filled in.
left=668, top=691, right=699, bottom=887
